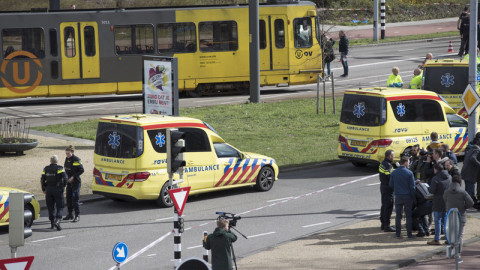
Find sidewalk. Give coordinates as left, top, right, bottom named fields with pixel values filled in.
left=237, top=213, right=480, bottom=270
left=323, top=17, right=458, bottom=40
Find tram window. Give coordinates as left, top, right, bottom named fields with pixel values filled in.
left=2, top=28, right=45, bottom=58
left=84, top=26, right=96, bottom=57
left=64, top=27, right=76, bottom=58
left=114, top=25, right=154, bottom=55
left=157, top=23, right=196, bottom=53
left=294, top=18, right=312, bottom=48
left=259, top=20, right=266, bottom=49
left=49, top=29, right=58, bottom=57
left=274, top=19, right=285, bottom=49
left=199, top=21, right=238, bottom=52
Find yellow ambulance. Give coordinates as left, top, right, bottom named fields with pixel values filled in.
left=338, top=87, right=468, bottom=166
left=91, top=114, right=278, bottom=207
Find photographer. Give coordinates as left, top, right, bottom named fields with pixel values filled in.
left=204, top=217, right=238, bottom=270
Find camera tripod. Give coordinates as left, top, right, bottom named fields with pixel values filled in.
left=229, top=226, right=248, bottom=270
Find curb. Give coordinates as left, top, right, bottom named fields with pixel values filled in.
left=375, top=236, right=480, bottom=270
left=30, top=129, right=95, bottom=146
left=38, top=194, right=106, bottom=210
left=352, top=36, right=457, bottom=48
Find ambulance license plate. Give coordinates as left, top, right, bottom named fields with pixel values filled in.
left=105, top=173, right=123, bottom=181
left=351, top=140, right=367, bottom=147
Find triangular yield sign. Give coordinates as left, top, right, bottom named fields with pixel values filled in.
left=168, top=187, right=191, bottom=216
left=0, top=256, right=34, bottom=270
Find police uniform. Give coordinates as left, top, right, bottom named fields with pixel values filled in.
left=379, top=158, right=394, bottom=231
left=41, top=163, right=67, bottom=230
left=64, top=154, right=84, bottom=221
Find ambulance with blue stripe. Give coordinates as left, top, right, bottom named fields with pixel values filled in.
left=338, top=87, right=468, bottom=166
left=92, top=114, right=278, bottom=207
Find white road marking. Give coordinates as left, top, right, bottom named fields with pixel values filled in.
left=356, top=212, right=380, bottom=218
left=187, top=245, right=203, bottom=250
left=31, top=236, right=65, bottom=243
left=367, top=182, right=381, bottom=186
left=302, top=221, right=331, bottom=228
left=155, top=217, right=173, bottom=222
left=398, top=49, right=415, bottom=52
left=146, top=254, right=157, bottom=257
left=247, top=232, right=276, bottom=238
left=267, top=197, right=294, bottom=202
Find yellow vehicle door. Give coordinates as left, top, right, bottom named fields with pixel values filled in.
left=213, top=143, right=251, bottom=188
left=0, top=191, right=9, bottom=225
left=182, top=128, right=216, bottom=190
left=259, top=15, right=289, bottom=71
left=60, top=22, right=100, bottom=80
left=446, top=113, right=469, bottom=155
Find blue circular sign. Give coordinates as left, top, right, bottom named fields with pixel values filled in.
left=112, top=242, right=128, bottom=264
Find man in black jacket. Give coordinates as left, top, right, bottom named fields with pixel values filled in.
left=379, top=150, right=395, bottom=232
left=63, top=145, right=84, bottom=223
left=338, top=30, right=349, bottom=77
left=41, top=155, right=68, bottom=231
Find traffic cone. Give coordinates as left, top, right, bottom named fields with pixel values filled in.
left=448, top=40, right=454, bottom=53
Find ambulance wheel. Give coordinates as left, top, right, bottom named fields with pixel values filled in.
left=351, top=161, right=367, bottom=167
left=156, top=182, right=174, bottom=208
left=255, top=166, right=274, bottom=192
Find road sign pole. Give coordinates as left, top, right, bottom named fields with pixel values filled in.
left=468, top=0, right=478, bottom=141
left=373, top=0, right=378, bottom=41
left=10, top=247, right=16, bottom=258
left=203, top=231, right=209, bottom=262
left=174, top=208, right=181, bottom=268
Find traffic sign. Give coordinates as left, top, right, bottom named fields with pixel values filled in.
left=168, top=187, right=191, bottom=216
left=0, top=256, right=34, bottom=270
left=112, top=242, right=128, bottom=264
left=461, top=84, right=480, bottom=115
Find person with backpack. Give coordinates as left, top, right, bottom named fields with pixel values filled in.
left=322, top=34, right=335, bottom=81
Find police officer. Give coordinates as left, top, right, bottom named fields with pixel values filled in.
left=63, top=145, right=84, bottom=223
left=41, top=155, right=67, bottom=231
left=379, top=149, right=395, bottom=232
left=204, top=217, right=238, bottom=270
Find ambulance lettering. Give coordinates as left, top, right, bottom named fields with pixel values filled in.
left=394, top=128, right=408, bottom=133
left=406, top=137, right=418, bottom=144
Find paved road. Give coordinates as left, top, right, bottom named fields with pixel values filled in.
left=0, top=38, right=459, bottom=127
left=0, top=162, right=381, bottom=269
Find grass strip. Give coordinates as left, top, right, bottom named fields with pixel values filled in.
left=33, top=97, right=343, bottom=168
left=348, top=31, right=458, bottom=47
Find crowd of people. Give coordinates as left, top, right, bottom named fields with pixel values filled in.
left=379, top=131, right=477, bottom=254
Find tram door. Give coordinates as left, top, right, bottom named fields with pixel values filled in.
left=60, top=22, right=100, bottom=79
left=259, top=15, right=288, bottom=71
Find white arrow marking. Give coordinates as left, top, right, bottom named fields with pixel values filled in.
left=116, top=247, right=125, bottom=258
left=5, top=262, right=28, bottom=270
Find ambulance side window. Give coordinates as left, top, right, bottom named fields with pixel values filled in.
left=180, top=128, right=211, bottom=152
left=447, top=114, right=468, bottom=127
left=390, top=100, right=443, bottom=122
left=147, top=129, right=167, bottom=153
left=213, top=143, right=241, bottom=158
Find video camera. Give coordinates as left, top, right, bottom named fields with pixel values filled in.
left=216, top=212, right=241, bottom=227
